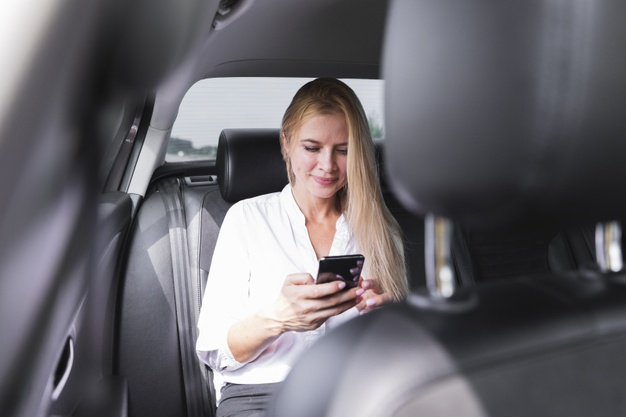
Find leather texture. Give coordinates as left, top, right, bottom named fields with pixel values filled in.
left=116, top=190, right=186, bottom=417
left=382, top=0, right=626, bottom=227
left=216, top=128, right=289, bottom=203
left=74, top=376, right=128, bottom=417
left=116, top=178, right=233, bottom=417
left=270, top=273, right=626, bottom=417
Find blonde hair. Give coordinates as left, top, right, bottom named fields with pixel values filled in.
left=281, top=78, right=409, bottom=300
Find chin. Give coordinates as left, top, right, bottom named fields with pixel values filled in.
left=310, top=187, right=340, bottom=200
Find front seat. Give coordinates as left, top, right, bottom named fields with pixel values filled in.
left=0, top=0, right=218, bottom=416
left=268, top=0, right=626, bottom=416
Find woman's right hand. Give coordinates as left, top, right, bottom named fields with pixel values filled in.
left=227, top=273, right=358, bottom=364
left=264, top=273, right=358, bottom=333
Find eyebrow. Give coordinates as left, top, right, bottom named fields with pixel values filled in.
left=300, top=139, right=348, bottom=146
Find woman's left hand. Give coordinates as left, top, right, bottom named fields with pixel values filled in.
left=355, top=278, right=393, bottom=314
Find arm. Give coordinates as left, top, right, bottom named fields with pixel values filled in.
left=227, top=273, right=358, bottom=363
left=197, top=203, right=358, bottom=368
left=196, top=204, right=254, bottom=370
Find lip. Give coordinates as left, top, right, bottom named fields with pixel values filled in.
left=312, top=176, right=338, bottom=186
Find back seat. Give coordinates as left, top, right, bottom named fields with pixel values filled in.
left=115, top=129, right=287, bottom=417
left=114, top=128, right=599, bottom=417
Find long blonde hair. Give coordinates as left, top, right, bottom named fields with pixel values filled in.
left=281, top=78, right=409, bottom=300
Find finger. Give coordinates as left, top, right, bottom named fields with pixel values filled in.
left=357, top=291, right=393, bottom=313
left=357, top=293, right=379, bottom=312
left=308, top=280, right=348, bottom=299
left=349, top=266, right=362, bottom=276
left=360, top=277, right=382, bottom=292
left=285, top=273, right=315, bottom=286
left=332, top=285, right=359, bottom=303
left=317, top=296, right=358, bottom=318
left=313, top=286, right=359, bottom=311
left=295, top=291, right=358, bottom=329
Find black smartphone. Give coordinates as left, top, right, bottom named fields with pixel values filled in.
left=316, top=254, right=365, bottom=289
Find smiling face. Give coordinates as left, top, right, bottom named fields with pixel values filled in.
left=284, top=112, right=349, bottom=209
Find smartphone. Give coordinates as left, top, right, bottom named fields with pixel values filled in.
left=316, top=254, right=365, bottom=289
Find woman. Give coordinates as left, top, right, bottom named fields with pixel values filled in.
left=196, top=78, right=408, bottom=416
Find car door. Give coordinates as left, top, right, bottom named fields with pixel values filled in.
left=0, top=0, right=218, bottom=415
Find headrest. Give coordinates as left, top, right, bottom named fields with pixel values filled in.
left=382, top=0, right=626, bottom=227
left=216, top=129, right=289, bottom=203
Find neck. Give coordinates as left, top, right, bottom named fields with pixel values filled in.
left=291, top=186, right=340, bottom=223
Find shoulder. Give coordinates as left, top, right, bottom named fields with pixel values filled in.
left=236, top=190, right=282, bottom=209
left=226, top=190, right=283, bottom=219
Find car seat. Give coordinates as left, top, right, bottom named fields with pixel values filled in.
left=114, top=128, right=287, bottom=417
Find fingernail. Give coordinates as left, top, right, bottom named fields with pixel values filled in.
left=356, top=288, right=365, bottom=296
left=337, top=281, right=346, bottom=289
left=366, top=298, right=376, bottom=307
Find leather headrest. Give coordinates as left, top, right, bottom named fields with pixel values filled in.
left=382, top=0, right=626, bottom=227
left=216, top=129, right=289, bottom=203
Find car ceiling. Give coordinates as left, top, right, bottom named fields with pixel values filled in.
left=151, top=0, right=390, bottom=131
left=201, top=0, right=388, bottom=78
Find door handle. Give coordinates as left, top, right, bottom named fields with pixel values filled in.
left=51, top=336, right=74, bottom=401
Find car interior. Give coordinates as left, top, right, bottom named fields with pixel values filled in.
left=1, top=0, right=625, bottom=416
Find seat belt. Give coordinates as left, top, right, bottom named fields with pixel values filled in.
left=160, top=177, right=214, bottom=416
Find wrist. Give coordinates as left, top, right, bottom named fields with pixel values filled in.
left=255, top=307, right=285, bottom=337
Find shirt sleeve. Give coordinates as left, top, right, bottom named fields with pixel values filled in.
left=196, top=202, right=252, bottom=372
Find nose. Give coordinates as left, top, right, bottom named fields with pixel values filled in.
left=318, top=149, right=336, bottom=172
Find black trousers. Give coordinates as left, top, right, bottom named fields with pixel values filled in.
left=217, top=382, right=282, bottom=417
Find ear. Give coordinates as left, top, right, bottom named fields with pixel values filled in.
left=280, top=131, right=288, bottom=159
left=280, top=131, right=295, bottom=184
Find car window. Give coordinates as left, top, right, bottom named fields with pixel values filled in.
left=167, top=77, right=384, bottom=162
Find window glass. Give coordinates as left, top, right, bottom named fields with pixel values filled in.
left=167, top=77, right=384, bottom=162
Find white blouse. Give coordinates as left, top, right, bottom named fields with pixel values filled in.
left=196, top=184, right=361, bottom=398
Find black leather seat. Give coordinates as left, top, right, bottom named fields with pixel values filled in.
left=115, top=128, right=287, bottom=417
left=269, top=1, right=626, bottom=416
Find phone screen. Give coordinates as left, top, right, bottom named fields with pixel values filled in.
left=316, top=254, right=364, bottom=288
